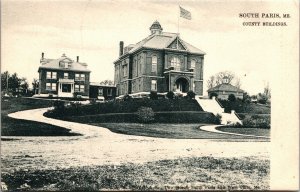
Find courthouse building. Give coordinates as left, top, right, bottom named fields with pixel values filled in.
left=114, top=21, right=205, bottom=97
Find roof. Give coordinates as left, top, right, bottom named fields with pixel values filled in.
left=115, top=32, right=205, bottom=62
left=90, top=82, right=116, bottom=87
left=207, top=83, right=244, bottom=93
left=38, top=55, right=90, bottom=72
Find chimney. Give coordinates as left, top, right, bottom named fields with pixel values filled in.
left=41, top=52, right=44, bottom=59
left=77, top=56, right=79, bottom=62
left=119, top=41, right=124, bottom=56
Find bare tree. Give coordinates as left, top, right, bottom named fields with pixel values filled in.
left=32, top=78, right=39, bottom=94
left=207, top=71, right=240, bottom=90
left=263, top=82, right=271, bottom=99
left=234, top=77, right=242, bottom=89
left=206, top=75, right=215, bottom=89
left=215, top=71, right=235, bottom=85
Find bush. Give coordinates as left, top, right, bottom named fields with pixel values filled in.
left=209, top=92, right=218, bottom=99
left=242, top=115, right=270, bottom=128
left=166, top=91, right=175, bottom=99
left=215, top=113, right=222, bottom=124
left=149, top=91, right=158, bottom=100
left=228, top=94, right=236, bottom=102
left=123, top=94, right=132, bottom=101
left=136, top=107, right=155, bottom=123
left=186, top=90, right=196, bottom=99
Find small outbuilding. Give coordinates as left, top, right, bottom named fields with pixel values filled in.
left=207, top=77, right=244, bottom=100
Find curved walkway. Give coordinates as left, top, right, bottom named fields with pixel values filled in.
left=2, top=108, right=270, bottom=172
left=200, top=125, right=270, bottom=139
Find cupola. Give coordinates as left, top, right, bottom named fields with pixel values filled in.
left=150, top=20, right=163, bottom=35
left=222, top=76, right=229, bottom=84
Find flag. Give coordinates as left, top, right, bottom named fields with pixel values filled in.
left=179, top=6, right=191, bottom=20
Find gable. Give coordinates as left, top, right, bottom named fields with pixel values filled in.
left=167, top=37, right=186, bottom=50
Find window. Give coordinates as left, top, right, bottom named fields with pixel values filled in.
left=98, top=88, right=103, bottom=96
left=51, top=83, right=56, bottom=91
left=135, top=59, right=138, bottom=77
left=52, top=72, right=57, bottom=79
left=151, top=80, right=157, bottom=91
left=152, top=56, right=157, bottom=73
left=80, top=74, right=85, bottom=81
left=46, top=83, right=51, bottom=90
left=75, top=74, right=85, bottom=81
left=107, top=88, right=112, bottom=96
left=80, top=85, right=85, bottom=91
left=171, top=57, right=181, bottom=71
left=75, top=84, right=84, bottom=92
left=123, top=65, right=127, bottom=77
left=46, top=72, right=51, bottom=79
left=75, top=74, right=80, bottom=80
left=46, top=83, right=56, bottom=91
left=191, top=60, right=196, bottom=69
left=64, top=73, right=69, bottom=79
left=46, top=72, right=56, bottom=79
left=75, top=85, right=79, bottom=92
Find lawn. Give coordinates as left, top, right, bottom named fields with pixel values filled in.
left=1, top=156, right=270, bottom=191
left=96, top=123, right=268, bottom=139
left=1, top=97, right=81, bottom=137
left=217, top=127, right=270, bottom=137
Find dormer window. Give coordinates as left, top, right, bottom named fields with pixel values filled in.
left=64, top=73, right=69, bottom=79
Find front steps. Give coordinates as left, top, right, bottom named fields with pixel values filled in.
left=195, top=96, right=242, bottom=125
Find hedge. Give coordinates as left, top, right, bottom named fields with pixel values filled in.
left=49, top=98, right=204, bottom=117
left=60, top=111, right=218, bottom=124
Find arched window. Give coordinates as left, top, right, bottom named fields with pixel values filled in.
left=152, top=56, right=157, bottom=73
left=171, top=57, right=181, bottom=71
left=191, top=59, right=196, bottom=69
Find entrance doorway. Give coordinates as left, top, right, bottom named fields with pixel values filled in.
left=175, top=78, right=189, bottom=93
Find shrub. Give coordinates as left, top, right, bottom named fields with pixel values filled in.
left=186, top=90, right=196, bottom=99
left=149, top=91, right=158, bottom=100
left=215, top=113, right=222, bottom=124
left=136, top=107, right=155, bottom=123
left=228, top=94, right=236, bottom=102
left=123, top=94, right=132, bottom=101
left=209, top=92, right=218, bottom=99
left=166, top=91, right=175, bottom=99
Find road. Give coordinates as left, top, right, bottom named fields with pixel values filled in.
left=2, top=108, right=270, bottom=172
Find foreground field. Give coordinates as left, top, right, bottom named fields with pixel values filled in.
left=2, top=156, right=269, bottom=191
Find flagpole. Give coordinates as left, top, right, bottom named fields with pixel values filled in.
left=177, top=5, right=180, bottom=50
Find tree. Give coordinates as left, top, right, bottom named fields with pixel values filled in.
left=206, top=75, right=215, bottom=89
left=1, top=71, right=9, bottom=91
left=186, top=90, right=196, bottom=99
left=263, top=82, right=271, bottom=99
left=100, top=80, right=114, bottom=86
left=166, top=91, right=175, bottom=99
left=150, top=91, right=158, bottom=100
left=32, top=78, right=39, bottom=94
left=228, top=94, right=236, bottom=102
left=207, top=71, right=240, bottom=90
left=20, top=78, right=29, bottom=94
left=235, top=77, right=242, bottom=89
left=8, top=73, right=21, bottom=94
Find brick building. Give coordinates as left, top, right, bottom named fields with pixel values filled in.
left=38, top=53, right=91, bottom=98
left=89, top=82, right=117, bottom=100
left=114, top=21, right=205, bottom=97
left=207, top=77, right=244, bottom=100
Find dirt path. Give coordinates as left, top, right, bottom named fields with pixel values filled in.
left=2, top=108, right=270, bottom=172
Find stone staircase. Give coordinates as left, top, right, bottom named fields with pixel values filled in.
left=195, top=96, right=242, bottom=125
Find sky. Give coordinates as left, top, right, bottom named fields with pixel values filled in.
left=1, top=0, right=298, bottom=95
